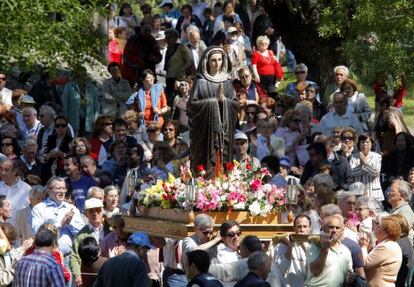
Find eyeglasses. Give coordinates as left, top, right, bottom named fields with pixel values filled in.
left=295, top=71, right=306, bottom=75
left=51, top=186, right=67, bottom=191
left=0, top=77, right=6, bottom=81
left=341, top=136, right=353, bottom=141
left=292, top=119, right=302, bottom=122
left=55, top=124, right=67, bottom=128
left=1, top=143, right=12, bottom=147
left=226, top=230, right=242, bottom=238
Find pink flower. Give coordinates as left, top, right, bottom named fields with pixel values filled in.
left=250, top=178, right=262, bottom=191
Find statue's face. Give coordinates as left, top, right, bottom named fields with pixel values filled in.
left=208, top=52, right=223, bottom=75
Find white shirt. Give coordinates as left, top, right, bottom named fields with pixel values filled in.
left=318, top=111, right=364, bottom=136
left=0, top=179, right=31, bottom=226
left=0, top=87, right=12, bottom=106
left=22, top=120, right=43, bottom=139
left=31, top=198, right=85, bottom=255
left=274, top=242, right=309, bottom=287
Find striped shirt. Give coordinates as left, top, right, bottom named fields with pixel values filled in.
left=13, top=250, right=66, bottom=287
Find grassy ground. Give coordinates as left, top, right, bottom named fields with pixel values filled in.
left=278, top=72, right=414, bottom=128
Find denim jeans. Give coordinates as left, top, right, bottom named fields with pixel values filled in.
left=166, top=274, right=187, bottom=287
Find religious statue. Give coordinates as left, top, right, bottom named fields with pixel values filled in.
left=188, top=46, right=240, bottom=177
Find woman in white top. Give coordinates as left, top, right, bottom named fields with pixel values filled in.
left=353, top=134, right=383, bottom=201
left=214, top=220, right=241, bottom=287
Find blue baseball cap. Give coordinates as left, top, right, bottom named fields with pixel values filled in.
left=127, top=232, right=155, bottom=249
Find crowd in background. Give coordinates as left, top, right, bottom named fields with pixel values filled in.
left=0, top=0, right=413, bottom=286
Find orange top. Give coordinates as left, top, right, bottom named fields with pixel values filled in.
left=144, top=90, right=168, bottom=126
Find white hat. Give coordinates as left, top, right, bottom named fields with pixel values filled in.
left=84, top=198, right=103, bottom=210
left=159, top=0, right=173, bottom=7
left=227, top=26, right=238, bottom=34
left=234, top=132, right=248, bottom=141
left=155, top=31, right=166, bottom=41
left=20, top=95, right=36, bottom=104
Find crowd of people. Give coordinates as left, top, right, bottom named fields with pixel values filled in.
left=0, top=0, right=413, bottom=286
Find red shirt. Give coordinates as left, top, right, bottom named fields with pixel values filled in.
left=108, top=40, right=122, bottom=65
left=251, top=50, right=284, bottom=80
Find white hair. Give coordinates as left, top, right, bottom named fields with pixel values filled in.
left=295, top=63, right=308, bottom=73
left=186, top=25, right=200, bottom=35
left=29, top=185, right=46, bottom=199
left=22, top=106, right=37, bottom=116
left=336, top=190, right=356, bottom=203
left=356, top=196, right=378, bottom=211
left=194, top=214, right=213, bottom=229
left=87, top=186, right=104, bottom=199
left=256, top=35, right=270, bottom=47
left=394, top=180, right=412, bottom=201
left=334, top=65, right=349, bottom=76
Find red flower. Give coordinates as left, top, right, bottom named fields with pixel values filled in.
left=245, top=163, right=252, bottom=170
left=196, top=164, right=205, bottom=171
left=225, top=162, right=234, bottom=171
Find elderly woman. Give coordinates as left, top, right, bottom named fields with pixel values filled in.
left=251, top=35, right=283, bottom=92
left=359, top=215, right=402, bottom=287
left=103, top=185, right=120, bottom=220
left=351, top=134, right=383, bottom=201
left=122, top=110, right=146, bottom=142
left=69, top=137, right=91, bottom=157
left=162, top=120, right=189, bottom=158
left=127, top=69, right=169, bottom=127
left=285, top=63, right=318, bottom=100
left=339, top=127, right=358, bottom=163
left=382, top=132, right=414, bottom=183
left=340, top=79, right=371, bottom=131
left=274, top=110, right=307, bottom=167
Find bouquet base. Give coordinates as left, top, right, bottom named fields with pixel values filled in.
left=124, top=207, right=293, bottom=240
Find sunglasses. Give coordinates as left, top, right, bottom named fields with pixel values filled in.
left=201, top=230, right=213, bottom=236
left=226, top=230, right=242, bottom=238
left=0, top=77, right=6, bottom=81
left=55, top=124, right=67, bottom=128
left=342, top=136, right=353, bottom=141
left=1, top=143, right=12, bottom=147
left=295, top=71, right=306, bottom=74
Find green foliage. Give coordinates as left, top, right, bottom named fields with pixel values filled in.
left=0, top=0, right=104, bottom=74
left=317, top=0, right=414, bottom=84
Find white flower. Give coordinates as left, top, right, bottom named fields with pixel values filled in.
left=234, top=202, right=246, bottom=210
left=222, top=182, right=229, bottom=190
left=249, top=201, right=261, bottom=216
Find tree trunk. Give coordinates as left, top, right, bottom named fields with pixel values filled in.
left=263, top=0, right=347, bottom=93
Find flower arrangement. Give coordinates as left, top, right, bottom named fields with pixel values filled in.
left=137, top=160, right=286, bottom=217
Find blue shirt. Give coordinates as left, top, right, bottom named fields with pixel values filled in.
left=31, top=198, right=85, bottom=255
left=66, top=175, right=97, bottom=212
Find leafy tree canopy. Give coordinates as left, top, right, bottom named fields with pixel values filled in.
left=268, top=0, right=414, bottom=85
left=0, top=0, right=104, bottom=74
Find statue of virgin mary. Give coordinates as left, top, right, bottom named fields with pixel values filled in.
left=188, top=46, right=240, bottom=177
